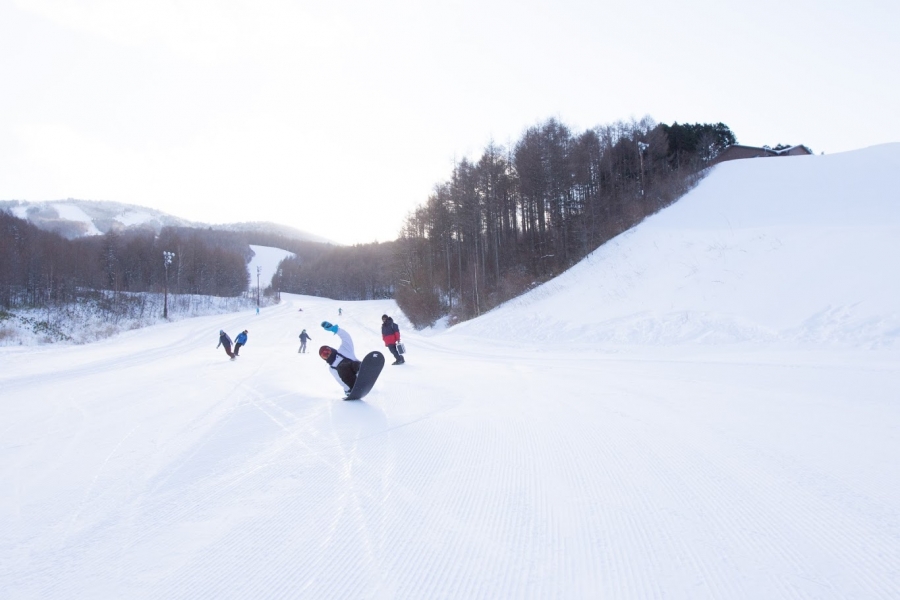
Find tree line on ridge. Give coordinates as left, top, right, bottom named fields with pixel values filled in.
left=389, top=117, right=735, bottom=327
left=1, top=116, right=735, bottom=333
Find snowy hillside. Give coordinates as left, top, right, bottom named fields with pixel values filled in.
left=0, top=245, right=297, bottom=346
left=0, top=198, right=200, bottom=238
left=2, top=146, right=899, bottom=599
left=456, top=143, right=900, bottom=350
left=248, top=245, right=296, bottom=290
left=0, top=293, right=261, bottom=346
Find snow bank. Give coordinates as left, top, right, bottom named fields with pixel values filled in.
left=0, top=294, right=263, bottom=346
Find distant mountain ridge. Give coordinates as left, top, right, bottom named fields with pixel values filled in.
left=212, top=220, right=333, bottom=244
left=0, top=198, right=334, bottom=244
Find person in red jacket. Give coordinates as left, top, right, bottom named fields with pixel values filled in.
left=381, top=314, right=405, bottom=365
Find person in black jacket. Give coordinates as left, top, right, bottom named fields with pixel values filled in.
left=298, top=329, right=311, bottom=353
left=217, top=330, right=235, bottom=359
left=381, top=314, right=404, bottom=365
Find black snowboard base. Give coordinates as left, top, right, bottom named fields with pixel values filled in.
left=344, top=351, right=385, bottom=400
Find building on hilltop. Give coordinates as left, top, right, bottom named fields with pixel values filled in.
left=712, top=144, right=813, bottom=165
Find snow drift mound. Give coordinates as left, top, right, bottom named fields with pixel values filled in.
left=453, top=143, right=900, bottom=350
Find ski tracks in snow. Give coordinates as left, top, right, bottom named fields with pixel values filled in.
left=3, top=294, right=900, bottom=598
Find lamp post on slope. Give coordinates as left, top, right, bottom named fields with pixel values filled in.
left=256, top=266, right=262, bottom=311
left=163, top=251, right=175, bottom=319
left=637, top=141, right=649, bottom=196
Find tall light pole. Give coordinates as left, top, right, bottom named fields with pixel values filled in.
left=637, top=141, right=649, bottom=196
left=276, top=268, right=282, bottom=302
left=163, top=251, right=175, bottom=319
left=256, top=266, right=262, bottom=310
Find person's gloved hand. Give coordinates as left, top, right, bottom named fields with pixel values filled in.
left=322, top=321, right=338, bottom=333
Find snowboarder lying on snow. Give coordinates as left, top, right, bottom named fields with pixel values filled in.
left=234, top=330, right=248, bottom=356
left=318, top=321, right=360, bottom=395
left=217, top=330, right=235, bottom=359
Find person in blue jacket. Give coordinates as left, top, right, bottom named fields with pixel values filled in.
left=234, top=330, right=249, bottom=356
left=217, top=330, right=235, bottom=359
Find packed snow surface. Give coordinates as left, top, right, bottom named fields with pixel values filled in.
left=2, top=145, right=899, bottom=598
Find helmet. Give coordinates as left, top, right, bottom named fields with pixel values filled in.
left=318, top=346, right=332, bottom=359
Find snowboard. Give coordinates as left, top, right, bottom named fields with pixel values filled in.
left=344, top=351, right=385, bottom=400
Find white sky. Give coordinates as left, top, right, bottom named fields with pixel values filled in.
left=2, top=0, right=899, bottom=245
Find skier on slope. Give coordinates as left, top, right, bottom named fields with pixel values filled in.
left=381, top=314, right=405, bottom=365
left=234, top=330, right=249, bottom=356
left=217, top=330, right=235, bottom=359
left=298, top=329, right=311, bottom=353
left=318, top=321, right=361, bottom=396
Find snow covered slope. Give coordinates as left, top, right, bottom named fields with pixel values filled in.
left=456, top=143, right=900, bottom=350
left=1, top=145, right=899, bottom=599
left=248, top=245, right=296, bottom=290
left=0, top=198, right=199, bottom=238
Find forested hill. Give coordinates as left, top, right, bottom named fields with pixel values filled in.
left=0, top=212, right=339, bottom=309
left=390, top=117, right=738, bottom=327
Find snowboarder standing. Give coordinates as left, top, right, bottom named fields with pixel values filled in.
left=381, top=314, right=405, bottom=365
left=298, top=329, right=311, bottom=353
left=234, top=330, right=248, bottom=356
left=217, top=330, right=235, bottom=359
left=318, top=321, right=360, bottom=396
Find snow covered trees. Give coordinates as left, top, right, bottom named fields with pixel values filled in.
left=0, top=213, right=250, bottom=312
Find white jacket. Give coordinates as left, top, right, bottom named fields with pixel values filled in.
left=328, top=327, right=359, bottom=392
left=331, top=327, right=358, bottom=361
